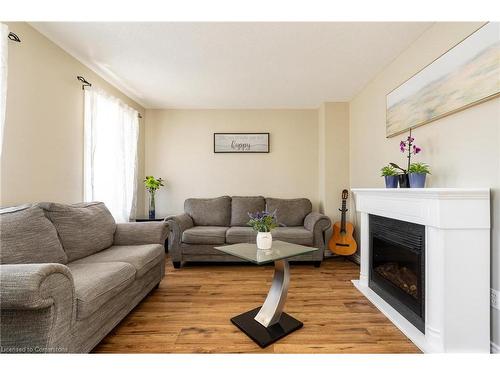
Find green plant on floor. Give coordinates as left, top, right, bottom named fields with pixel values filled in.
left=408, top=163, right=431, bottom=175
left=380, top=165, right=398, bottom=177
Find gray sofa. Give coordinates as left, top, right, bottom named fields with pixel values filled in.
left=0, top=202, right=168, bottom=353
left=166, top=196, right=331, bottom=268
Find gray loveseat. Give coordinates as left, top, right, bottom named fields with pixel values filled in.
left=0, top=202, right=168, bottom=353
left=166, top=196, right=331, bottom=268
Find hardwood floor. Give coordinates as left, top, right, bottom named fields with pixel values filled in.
left=93, top=256, right=420, bottom=353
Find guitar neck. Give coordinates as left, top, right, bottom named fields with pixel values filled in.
left=341, top=199, right=347, bottom=232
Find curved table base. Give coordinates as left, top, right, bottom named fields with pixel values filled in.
left=231, top=307, right=303, bottom=348
left=230, top=259, right=303, bottom=348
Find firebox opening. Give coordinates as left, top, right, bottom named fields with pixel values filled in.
left=375, top=262, right=418, bottom=299
left=369, top=215, right=425, bottom=333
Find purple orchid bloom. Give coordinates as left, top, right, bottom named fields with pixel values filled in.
left=400, top=140, right=407, bottom=152
left=394, top=129, right=422, bottom=173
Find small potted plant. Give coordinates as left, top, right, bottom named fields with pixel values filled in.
left=144, top=176, right=165, bottom=219
left=408, top=163, right=431, bottom=188
left=248, top=210, right=278, bottom=250
left=381, top=165, right=399, bottom=188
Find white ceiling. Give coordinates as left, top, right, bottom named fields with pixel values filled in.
left=31, top=22, right=433, bottom=109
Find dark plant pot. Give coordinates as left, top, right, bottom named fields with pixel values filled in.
left=384, top=175, right=399, bottom=188
left=409, top=173, right=427, bottom=188
left=398, top=174, right=410, bottom=188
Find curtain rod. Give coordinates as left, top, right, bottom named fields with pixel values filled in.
left=77, top=75, right=143, bottom=119
left=77, top=75, right=92, bottom=89
left=8, top=32, right=21, bottom=42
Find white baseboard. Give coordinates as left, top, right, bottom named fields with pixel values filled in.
left=492, top=341, right=500, bottom=354
left=352, top=279, right=428, bottom=352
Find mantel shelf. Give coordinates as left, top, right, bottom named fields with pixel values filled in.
left=351, top=188, right=490, bottom=200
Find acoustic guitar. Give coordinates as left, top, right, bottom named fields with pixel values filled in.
left=328, top=189, right=357, bottom=256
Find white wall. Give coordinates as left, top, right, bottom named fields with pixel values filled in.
left=318, top=102, right=350, bottom=220
left=349, top=21, right=500, bottom=350
left=145, top=109, right=319, bottom=216
left=0, top=22, right=146, bottom=213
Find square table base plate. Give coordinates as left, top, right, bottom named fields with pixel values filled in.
left=230, top=307, right=303, bottom=348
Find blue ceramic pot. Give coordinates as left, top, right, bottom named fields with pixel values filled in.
left=409, top=173, right=427, bottom=188
left=384, top=175, right=398, bottom=188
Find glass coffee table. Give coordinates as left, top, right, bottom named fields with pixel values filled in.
left=214, top=240, right=318, bottom=348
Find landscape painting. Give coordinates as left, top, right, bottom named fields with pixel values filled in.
left=386, top=22, right=500, bottom=137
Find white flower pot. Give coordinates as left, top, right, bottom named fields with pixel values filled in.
left=257, top=231, right=273, bottom=250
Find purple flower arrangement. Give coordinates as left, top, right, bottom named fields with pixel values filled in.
left=247, top=210, right=278, bottom=232
left=390, top=129, right=422, bottom=174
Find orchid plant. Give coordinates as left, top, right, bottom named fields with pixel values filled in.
left=390, top=129, right=422, bottom=174
left=247, top=210, right=278, bottom=233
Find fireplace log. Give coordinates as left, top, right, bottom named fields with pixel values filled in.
left=375, top=262, right=418, bottom=299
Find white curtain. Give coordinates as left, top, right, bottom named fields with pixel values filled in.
left=0, top=23, right=8, bottom=157
left=84, top=88, right=139, bottom=223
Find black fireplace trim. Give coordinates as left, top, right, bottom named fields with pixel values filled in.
left=368, top=214, right=426, bottom=333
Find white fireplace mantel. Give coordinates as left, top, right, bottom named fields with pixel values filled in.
left=351, top=188, right=490, bottom=353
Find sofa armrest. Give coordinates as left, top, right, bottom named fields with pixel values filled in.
left=304, top=212, right=332, bottom=252
left=0, top=263, right=75, bottom=352
left=166, top=213, right=194, bottom=233
left=304, top=212, right=331, bottom=232
left=113, top=222, right=169, bottom=246
left=165, top=214, right=194, bottom=263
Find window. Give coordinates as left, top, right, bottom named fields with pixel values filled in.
left=84, top=88, right=139, bottom=223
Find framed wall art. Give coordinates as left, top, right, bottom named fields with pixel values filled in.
left=214, top=133, right=270, bottom=153
left=386, top=22, right=500, bottom=137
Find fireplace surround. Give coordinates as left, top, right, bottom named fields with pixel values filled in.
left=351, top=188, right=490, bottom=353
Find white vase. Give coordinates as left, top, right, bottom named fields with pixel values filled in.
left=256, top=231, right=273, bottom=250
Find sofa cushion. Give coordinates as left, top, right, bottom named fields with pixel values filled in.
left=0, top=205, right=67, bottom=264
left=185, top=196, right=231, bottom=226
left=271, top=227, right=313, bottom=245
left=71, top=244, right=164, bottom=278
left=230, top=196, right=265, bottom=226
left=182, top=226, right=228, bottom=245
left=68, top=261, right=135, bottom=320
left=39, top=202, right=116, bottom=262
left=226, top=226, right=257, bottom=244
left=266, top=198, right=312, bottom=227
